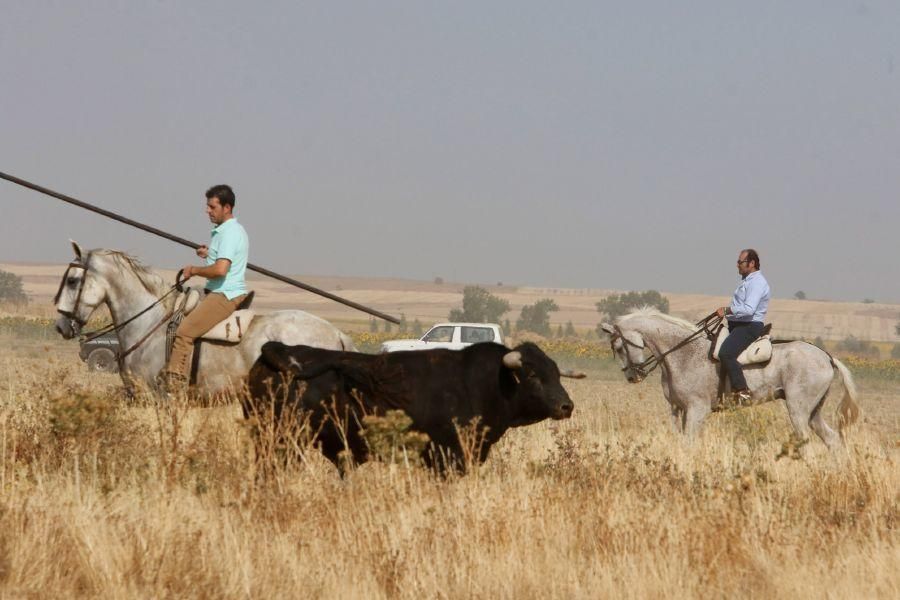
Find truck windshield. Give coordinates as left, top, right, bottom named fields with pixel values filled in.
left=461, top=327, right=494, bottom=343
left=423, top=326, right=454, bottom=343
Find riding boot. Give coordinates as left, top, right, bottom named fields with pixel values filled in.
left=718, top=388, right=752, bottom=411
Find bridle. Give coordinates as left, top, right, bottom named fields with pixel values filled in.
left=54, top=260, right=91, bottom=326
left=54, top=255, right=181, bottom=359
left=607, top=312, right=723, bottom=382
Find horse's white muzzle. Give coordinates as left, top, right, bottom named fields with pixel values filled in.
left=55, top=316, right=81, bottom=339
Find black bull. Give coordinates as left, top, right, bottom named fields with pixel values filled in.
left=244, top=341, right=576, bottom=473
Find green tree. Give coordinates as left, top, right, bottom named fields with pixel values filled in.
left=503, top=319, right=511, bottom=335
left=412, top=319, right=424, bottom=337
left=0, top=269, right=27, bottom=304
left=516, top=298, right=558, bottom=336
left=369, top=318, right=378, bottom=333
left=891, top=343, right=900, bottom=360
left=448, top=286, right=510, bottom=323
left=794, top=290, right=806, bottom=300
left=383, top=319, right=392, bottom=334
left=595, top=290, right=669, bottom=320
left=398, top=313, right=408, bottom=334
left=813, top=336, right=826, bottom=350
left=564, top=321, right=576, bottom=337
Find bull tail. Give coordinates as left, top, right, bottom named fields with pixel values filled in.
left=831, top=357, right=860, bottom=434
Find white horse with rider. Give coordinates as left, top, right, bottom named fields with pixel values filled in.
left=601, top=308, right=860, bottom=449
left=54, top=242, right=355, bottom=396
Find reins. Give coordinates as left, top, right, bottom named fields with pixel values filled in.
left=610, top=312, right=723, bottom=380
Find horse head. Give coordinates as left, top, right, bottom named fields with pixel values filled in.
left=600, top=322, right=648, bottom=383
left=53, top=241, right=108, bottom=339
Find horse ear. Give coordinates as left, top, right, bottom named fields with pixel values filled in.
left=70, top=240, right=84, bottom=262
left=599, top=323, right=615, bottom=336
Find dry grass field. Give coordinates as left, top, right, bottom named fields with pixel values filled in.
left=1, top=327, right=898, bottom=598
left=1, top=262, right=898, bottom=597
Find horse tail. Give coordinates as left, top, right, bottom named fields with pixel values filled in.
left=830, top=357, right=860, bottom=433
left=339, top=331, right=358, bottom=352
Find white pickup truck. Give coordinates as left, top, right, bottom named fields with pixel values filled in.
left=380, top=323, right=504, bottom=353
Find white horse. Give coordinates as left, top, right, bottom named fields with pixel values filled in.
left=54, top=242, right=356, bottom=396
left=600, top=309, right=860, bottom=448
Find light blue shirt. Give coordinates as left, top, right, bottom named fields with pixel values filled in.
left=205, top=218, right=248, bottom=300
left=728, top=270, right=770, bottom=323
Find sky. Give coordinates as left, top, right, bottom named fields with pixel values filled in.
left=2, top=1, right=899, bottom=302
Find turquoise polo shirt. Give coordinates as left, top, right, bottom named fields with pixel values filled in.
left=205, top=217, right=248, bottom=300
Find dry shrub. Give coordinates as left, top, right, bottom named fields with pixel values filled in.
left=361, top=409, right=430, bottom=468
left=0, top=342, right=898, bottom=598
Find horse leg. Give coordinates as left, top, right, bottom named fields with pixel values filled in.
left=669, top=404, right=685, bottom=433
left=808, top=390, right=842, bottom=450
left=782, top=383, right=813, bottom=444
left=683, top=402, right=710, bottom=436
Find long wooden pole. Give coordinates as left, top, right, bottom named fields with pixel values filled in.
left=0, top=171, right=400, bottom=323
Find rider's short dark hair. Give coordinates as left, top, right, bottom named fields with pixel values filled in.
left=206, top=184, right=236, bottom=209
left=742, top=248, right=760, bottom=270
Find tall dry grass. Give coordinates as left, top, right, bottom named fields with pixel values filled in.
left=0, top=340, right=898, bottom=598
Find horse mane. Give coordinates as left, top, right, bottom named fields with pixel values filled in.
left=89, top=249, right=169, bottom=297
left=617, top=307, right=696, bottom=332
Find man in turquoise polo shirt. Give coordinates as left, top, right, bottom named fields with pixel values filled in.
left=161, top=184, right=248, bottom=389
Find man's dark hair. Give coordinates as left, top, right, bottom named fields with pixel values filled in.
left=742, top=248, right=760, bottom=270
left=206, top=184, right=236, bottom=209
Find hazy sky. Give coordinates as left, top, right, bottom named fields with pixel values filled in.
left=2, top=1, right=899, bottom=302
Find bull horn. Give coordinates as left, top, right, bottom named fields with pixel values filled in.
left=502, top=351, right=523, bottom=369
left=560, top=370, right=587, bottom=379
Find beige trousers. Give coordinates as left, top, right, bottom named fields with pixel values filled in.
left=165, top=291, right=246, bottom=378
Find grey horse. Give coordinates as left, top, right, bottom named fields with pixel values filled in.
left=600, top=308, right=860, bottom=448
left=54, top=242, right=356, bottom=396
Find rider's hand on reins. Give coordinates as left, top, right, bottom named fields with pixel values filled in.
left=175, top=268, right=189, bottom=293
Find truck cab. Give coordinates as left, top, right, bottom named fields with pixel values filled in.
left=380, top=323, right=503, bottom=353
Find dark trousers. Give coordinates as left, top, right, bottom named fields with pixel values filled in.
left=719, top=320, right=764, bottom=391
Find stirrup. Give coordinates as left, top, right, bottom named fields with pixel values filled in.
left=715, top=389, right=752, bottom=412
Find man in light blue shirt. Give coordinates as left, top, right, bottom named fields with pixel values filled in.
left=715, top=249, right=770, bottom=404
left=161, top=184, right=249, bottom=390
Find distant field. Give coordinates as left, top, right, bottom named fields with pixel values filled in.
left=4, top=261, right=899, bottom=342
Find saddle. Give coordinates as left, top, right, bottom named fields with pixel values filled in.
left=177, top=289, right=256, bottom=343
left=712, top=323, right=773, bottom=365
left=161, top=288, right=256, bottom=386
